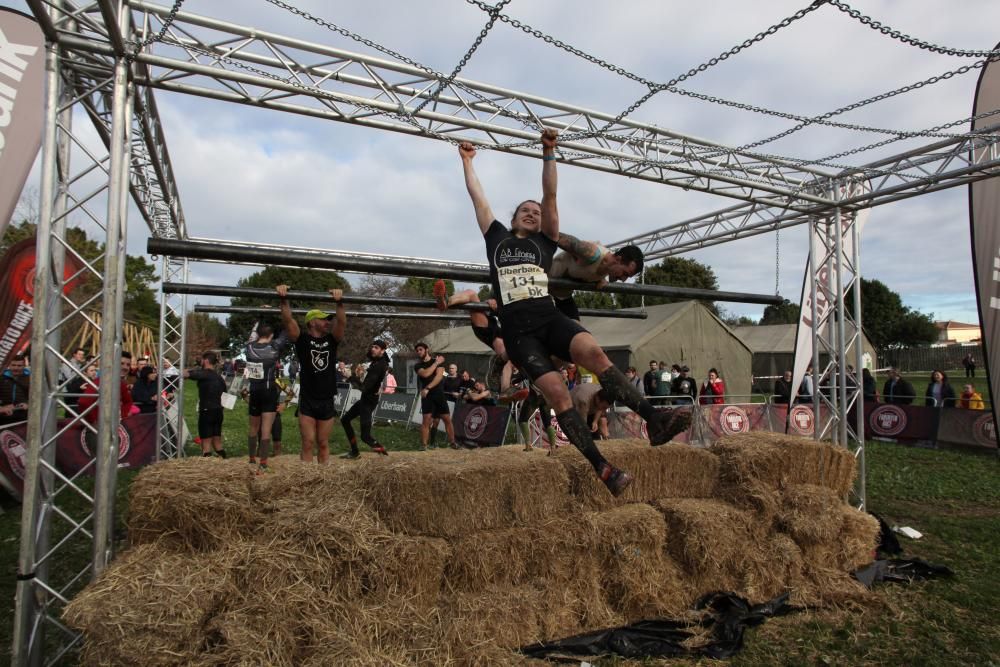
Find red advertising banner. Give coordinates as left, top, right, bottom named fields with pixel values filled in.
left=0, top=238, right=84, bottom=370
left=607, top=407, right=691, bottom=445
left=936, top=408, right=997, bottom=451
left=864, top=403, right=937, bottom=443
left=0, top=413, right=158, bottom=501
left=700, top=404, right=770, bottom=441
left=452, top=402, right=510, bottom=447
left=768, top=403, right=832, bottom=437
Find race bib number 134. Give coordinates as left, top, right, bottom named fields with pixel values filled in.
left=498, top=264, right=548, bottom=305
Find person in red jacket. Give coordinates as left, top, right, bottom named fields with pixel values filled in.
left=699, top=368, right=726, bottom=405
left=77, top=351, right=134, bottom=425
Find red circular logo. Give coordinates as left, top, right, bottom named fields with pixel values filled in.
left=788, top=405, right=815, bottom=435
left=463, top=406, right=489, bottom=440
left=720, top=406, right=750, bottom=434
left=973, top=413, right=996, bottom=448
left=79, top=425, right=132, bottom=461
left=1, top=430, right=28, bottom=480
left=869, top=405, right=907, bottom=437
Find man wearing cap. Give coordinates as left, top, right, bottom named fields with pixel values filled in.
left=340, top=339, right=391, bottom=459
left=277, top=284, right=346, bottom=464
left=414, top=342, right=457, bottom=450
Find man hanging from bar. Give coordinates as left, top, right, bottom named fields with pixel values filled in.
left=277, top=284, right=346, bottom=464
left=457, top=129, right=689, bottom=497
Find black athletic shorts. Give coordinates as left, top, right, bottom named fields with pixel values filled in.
left=248, top=385, right=279, bottom=416
left=421, top=392, right=450, bottom=417
left=502, top=313, right=588, bottom=381
left=554, top=296, right=581, bottom=321
left=197, top=408, right=223, bottom=439
left=472, top=313, right=502, bottom=349
left=298, top=394, right=337, bottom=421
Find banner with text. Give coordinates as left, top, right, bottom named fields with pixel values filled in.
left=0, top=9, right=45, bottom=241
left=968, top=41, right=1000, bottom=438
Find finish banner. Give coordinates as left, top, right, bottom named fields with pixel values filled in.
left=968, top=40, right=1000, bottom=437
left=0, top=238, right=84, bottom=370
left=0, top=413, right=158, bottom=501
left=0, top=8, right=45, bottom=241
left=452, top=401, right=510, bottom=447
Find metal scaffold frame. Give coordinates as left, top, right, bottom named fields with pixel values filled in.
left=12, top=0, right=1000, bottom=662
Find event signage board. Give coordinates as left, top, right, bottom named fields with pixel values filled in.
left=0, top=9, right=45, bottom=242
left=452, top=402, right=510, bottom=446
left=0, top=413, right=158, bottom=501
left=968, top=41, right=1000, bottom=435
left=373, top=393, right=415, bottom=422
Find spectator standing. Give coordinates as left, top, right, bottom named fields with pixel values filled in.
left=861, top=368, right=878, bottom=402
left=59, top=347, right=87, bottom=385
left=77, top=352, right=135, bottom=454
left=625, top=367, right=642, bottom=392
left=698, top=368, right=725, bottom=405
left=443, top=363, right=463, bottom=403
left=130, top=366, right=160, bottom=414
left=773, top=370, right=793, bottom=405
left=959, top=384, right=985, bottom=410
left=382, top=368, right=397, bottom=394
left=655, top=363, right=675, bottom=400
left=0, top=355, right=31, bottom=426
left=349, top=363, right=365, bottom=391
left=882, top=368, right=916, bottom=405
left=671, top=366, right=697, bottom=405
left=924, top=370, right=956, bottom=408
left=66, top=363, right=98, bottom=416
left=963, top=353, right=977, bottom=378
left=797, top=364, right=815, bottom=404
left=184, top=352, right=228, bottom=457
left=642, top=361, right=659, bottom=398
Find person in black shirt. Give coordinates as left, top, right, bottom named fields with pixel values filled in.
left=882, top=368, right=916, bottom=405
left=184, top=351, right=228, bottom=458
left=130, top=366, right=160, bottom=414
left=670, top=366, right=697, bottom=405
left=442, top=363, right=463, bottom=403
left=415, top=342, right=457, bottom=450
left=458, top=130, right=689, bottom=497
left=278, top=284, right=346, bottom=464
left=245, top=322, right=289, bottom=470
left=340, top=339, right=391, bottom=459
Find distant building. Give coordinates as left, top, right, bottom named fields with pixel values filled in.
left=935, top=320, right=981, bottom=344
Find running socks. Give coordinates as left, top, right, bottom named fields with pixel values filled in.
left=556, top=408, right=608, bottom=472
left=215, top=449, right=227, bottom=458
left=259, top=439, right=272, bottom=460
left=598, top=366, right=656, bottom=422
left=247, top=435, right=259, bottom=459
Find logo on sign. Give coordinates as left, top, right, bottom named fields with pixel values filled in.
left=1, top=430, right=28, bottom=480
left=79, top=425, right=131, bottom=460
left=464, top=406, right=489, bottom=439
left=788, top=405, right=815, bottom=435
left=973, top=413, right=996, bottom=448
left=869, top=405, right=907, bottom=437
left=720, top=406, right=750, bottom=434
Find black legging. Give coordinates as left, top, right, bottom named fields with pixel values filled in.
left=341, top=398, right=377, bottom=450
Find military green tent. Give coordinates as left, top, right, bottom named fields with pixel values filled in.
left=411, top=301, right=753, bottom=398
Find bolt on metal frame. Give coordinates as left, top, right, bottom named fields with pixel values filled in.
left=14, top=0, right=1000, bottom=662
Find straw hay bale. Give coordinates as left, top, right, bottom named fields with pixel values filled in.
left=551, top=440, right=720, bottom=510
left=127, top=457, right=258, bottom=550
left=63, top=541, right=232, bottom=667
left=652, top=498, right=765, bottom=593
left=587, top=503, right=692, bottom=619
left=445, top=517, right=595, bottom=594
left=741, top=533, right=805, bottom=603
left=777, top=484, right=845, bottom=545
left=712, top=432, right=856, bottom=496
left=359, top=448, right=573, bottom=537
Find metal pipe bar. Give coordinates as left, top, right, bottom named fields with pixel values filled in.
left=148, top=239, right=784, bottom=306
left=193, top=302, right=647, bottom=320
left=174, top=284, right=649, bottom=319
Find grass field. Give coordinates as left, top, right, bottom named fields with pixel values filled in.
left=1, top=380, right=998, bottom=665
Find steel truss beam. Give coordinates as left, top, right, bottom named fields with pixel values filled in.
left=155, top=258, right=187, bottom=459
left=614, top=128, right=1000, bottom=258
left=148, top=239, right=784, bottom=306
left=174, top=284, right=648, bottom=319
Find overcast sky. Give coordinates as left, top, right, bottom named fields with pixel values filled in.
left=6, top=0, right=999, bottom=324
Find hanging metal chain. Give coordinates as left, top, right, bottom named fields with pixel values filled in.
left=828, top=1, right=1000, bottom=57
left=545, top=0, right=831, bottom=145
left=125, top=0, right=185, bottom=62
left=412, top=0, right=511, bottom=115
left=774, top=225, right=781, bottom=297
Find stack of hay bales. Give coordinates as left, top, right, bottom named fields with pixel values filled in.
left=64, top=433, right=879, bottom=665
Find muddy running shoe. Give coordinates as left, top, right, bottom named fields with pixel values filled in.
left=339, top=451, right=360, bottom=460
left=433, top=279, right=448, bottom=311
left=498, top=386, right=530, bottom=404
left=449, top=442, right=461, bottom=450
left=371, top=444, right=389, bottom=456
left=647, top=408, right=692, bottom=446
left=256, top=462, right=271, bottom=475
left=598, top=463, right=634, bottom=497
